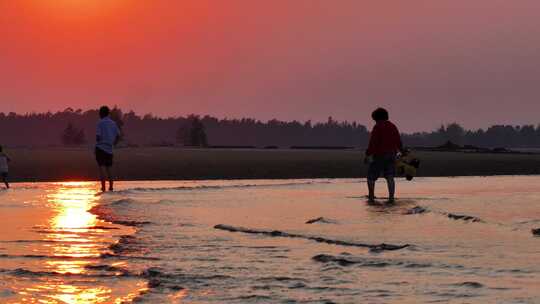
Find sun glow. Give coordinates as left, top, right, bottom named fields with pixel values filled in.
left=30, top=0, right=129, bottom=20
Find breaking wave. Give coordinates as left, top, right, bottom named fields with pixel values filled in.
left=111, top=180, right=332, bottom=195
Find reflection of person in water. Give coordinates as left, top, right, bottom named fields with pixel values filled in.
left=365, top=108, right=403, bottom=203
left=0, top=146, right=11, bottom=189
left=95, top=106, right=121, bottom=192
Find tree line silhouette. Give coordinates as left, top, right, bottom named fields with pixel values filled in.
left=0, top=108, right=539, bottom=148
left=402, top=123, right=540, bottom=149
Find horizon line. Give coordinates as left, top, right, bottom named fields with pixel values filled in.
left=2, top=107, right=540, bottom=134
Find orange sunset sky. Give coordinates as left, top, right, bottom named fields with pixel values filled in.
left=2, top=1, right=540, bottom=131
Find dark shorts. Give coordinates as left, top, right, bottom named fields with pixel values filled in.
left=367, top=153, right=396, bottom=181
left=95, top=147, right=113, bottom=167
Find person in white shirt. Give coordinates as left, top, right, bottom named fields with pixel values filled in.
left=0, top=146, right=11, bottom=189
left=95, top=106, right=120, bottom=192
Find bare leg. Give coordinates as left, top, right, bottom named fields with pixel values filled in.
left=106, top=167, right=114, bottom=191
left=99, top=167, right=106, bottom=192
left=367, top=179, right=376, bottom=202
left=385, top=176, right=395, bottom=203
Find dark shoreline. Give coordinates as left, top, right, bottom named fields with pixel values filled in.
left=5, top=147, right=540, bottom=183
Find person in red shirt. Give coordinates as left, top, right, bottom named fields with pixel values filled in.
left=365, top=108, right=403, bottom=203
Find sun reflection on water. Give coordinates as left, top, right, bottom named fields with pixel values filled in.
left=16, top=182, right=146, bottom=303
left=45, top=182, right=102, bottom=273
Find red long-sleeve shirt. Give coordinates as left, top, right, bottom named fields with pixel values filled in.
left=366, top=120, right=402, bottom=156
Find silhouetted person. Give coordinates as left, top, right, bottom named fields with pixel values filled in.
left=95, top=106, right=120, bottom=192
left=365, top=108, right=403, bottom=203
left=0, top=146, right=11, bottom=189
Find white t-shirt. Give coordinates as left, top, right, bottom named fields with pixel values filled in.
left=0, top=153, right=9, bottom=173
left=96, top=117, right=120, bottom=154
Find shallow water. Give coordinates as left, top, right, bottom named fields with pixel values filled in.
left=1, top=177, right=540, bottom=303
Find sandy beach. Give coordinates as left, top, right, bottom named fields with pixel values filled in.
left=5, top=147, right=540, bottom=183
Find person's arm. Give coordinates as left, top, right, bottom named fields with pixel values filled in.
left=366, top=126, right=379, bottom=157
left=96, top=123, right=102, bottom=143
left=395, top=125, right=405, bottom=153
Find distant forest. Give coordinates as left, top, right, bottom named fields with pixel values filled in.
left=1, top=108, right=539, bottom=148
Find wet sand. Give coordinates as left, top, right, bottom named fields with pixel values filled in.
left=1, top=177, right=540, bottom=303
left=6, top=147, right=540, bottom=182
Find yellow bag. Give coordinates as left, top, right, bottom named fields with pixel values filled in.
left=396, top=151, right=420, bottom=181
